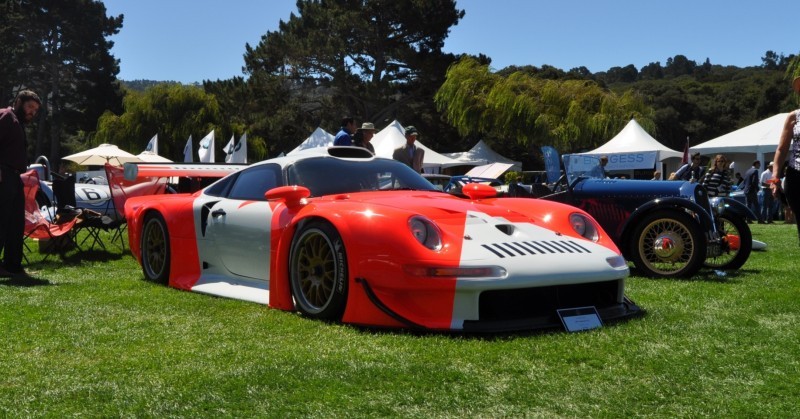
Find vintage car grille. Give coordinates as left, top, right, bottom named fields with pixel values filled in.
left=480, top=239, right=592, bottom=258
left=478, top=279, right=621, bottom=322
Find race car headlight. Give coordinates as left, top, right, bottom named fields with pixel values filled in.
left=570, top=213, right=599, bottom=242
left=409, top=216, right=442, bottom=251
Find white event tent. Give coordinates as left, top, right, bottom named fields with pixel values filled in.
left=371, top=120, right=472, bottom=171
left=691, top=113, right=788, bottom=173
left=288, top=127, right=335, bottom=155
left=443, top=140, right=522, bottom=171
left=576, top=119, right=683, bottom=175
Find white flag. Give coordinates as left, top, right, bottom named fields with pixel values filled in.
left=231, top=133, right=248, bottom=164
left=183, top=135, right=193, bottom=162
left=197, top=130, right=215, bottom=163
left=223, top=134, right=235, bottom=163
left=144, top=134, right=158, bottom=155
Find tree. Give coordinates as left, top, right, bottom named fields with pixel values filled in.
left=435, top=57, right=655, bottom=153
left=92, top=84, right=269, bottom=162
left=0, top=0, right=125, bottom=165
left=239, top=0, right=465, bottom=153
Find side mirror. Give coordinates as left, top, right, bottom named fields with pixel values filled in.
left=265, top=185, right=311, bottom=209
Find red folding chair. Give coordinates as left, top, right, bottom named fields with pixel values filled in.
left=20, top=170, right=80, bottom=260
left=104, top=163, right=169, bottom=250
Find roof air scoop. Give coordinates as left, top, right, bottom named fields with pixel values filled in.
left=495, top=224, right=515, bottom=236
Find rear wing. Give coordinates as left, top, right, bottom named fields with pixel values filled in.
left=123, top=162, right=247, bottom=181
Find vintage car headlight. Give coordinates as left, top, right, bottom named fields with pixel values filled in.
left=569, top=213, right=599, bottom=242
left=409, top=216, right=442, bottom=251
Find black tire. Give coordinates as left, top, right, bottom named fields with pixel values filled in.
left=141, top=212, right=170, bottom=284
left=628, top=210, right=706, bottom=278
left=289, top=220, right=348, bottom=320
left=704, top=214, right=752, bottom=270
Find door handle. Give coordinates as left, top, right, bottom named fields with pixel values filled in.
left=211, top=209, right=226, bottom=217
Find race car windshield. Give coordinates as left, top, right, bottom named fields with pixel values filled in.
left=286, top=157, right=438, bottom=197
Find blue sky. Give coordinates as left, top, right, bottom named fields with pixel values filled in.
left=103, top=0, right=799, bottom=84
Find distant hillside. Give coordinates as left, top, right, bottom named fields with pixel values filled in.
left=121, top=79, right=200, bottom=92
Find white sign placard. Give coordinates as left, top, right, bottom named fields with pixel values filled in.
left=557, top=306, right=603, bottom=332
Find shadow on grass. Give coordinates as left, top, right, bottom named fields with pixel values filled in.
left=25, top=248, right=125, bottom=267
left=0, top=274, right=52, bottom=287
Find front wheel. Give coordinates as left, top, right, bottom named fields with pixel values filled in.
left=705, top=215, right=752, bottom=270
left=628, top=210, right=706, bottom=278
left=289, top=221, right=348, bottom=320
left=141, top=212, right=170, bottom=284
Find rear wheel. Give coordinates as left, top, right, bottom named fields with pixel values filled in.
left=289, top=221, right=348, bottom=320
left=629, top=210, right=705, bottom=278
left=705, top=215, right=752, bottom=270
left=141, top=213, right=170, bottom=284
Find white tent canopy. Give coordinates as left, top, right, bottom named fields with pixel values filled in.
left=371, top=120, right=472, bottom=170
left=443, top=140, right=521, bottom=170
left=691, top=113, right=788, bottom=171
left=578, top=119, right=682, bottom=171
left=464, top=163, right=514, bottom=179
left=288, top=127, right=335, bottom=155
left=136, top=151, right=173, bottom=163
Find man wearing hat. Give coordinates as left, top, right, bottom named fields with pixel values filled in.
left=353, top=122, right=376, bottom=154
left=393, top=125, right=424, bottom=172
left=760, top=161, right=775, bottom=223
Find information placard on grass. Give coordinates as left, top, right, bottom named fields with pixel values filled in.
left=558, top=306, right=603, bottom=332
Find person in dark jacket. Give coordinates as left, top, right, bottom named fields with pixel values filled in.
left=741, top=160, right=763, bottom=223
left=0, top=90, right=41, bottom=278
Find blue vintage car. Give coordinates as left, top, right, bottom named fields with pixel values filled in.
left=539, top=156, right=755, bottom=278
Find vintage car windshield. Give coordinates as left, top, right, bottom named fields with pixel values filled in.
left=564, top=154, right=605, bottom=184
left=286, top=157, right=438, bottom=197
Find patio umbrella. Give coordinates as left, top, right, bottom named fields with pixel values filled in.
left=136, top=151, right=173, bottom=163
left=63, top=143, right=142, bottom=166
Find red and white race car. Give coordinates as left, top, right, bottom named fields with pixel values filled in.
left=125, top=147, right=641, bottom=332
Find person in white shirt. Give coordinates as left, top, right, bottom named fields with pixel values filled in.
left=759, top=162, right=775, bottom=223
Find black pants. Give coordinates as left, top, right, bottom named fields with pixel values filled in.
left=0, top=167, right=25, bottom=272
left=784, top=167, right=800, bottom=243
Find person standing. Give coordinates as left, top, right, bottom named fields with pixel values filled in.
left=333, top=117, right=356, bottom=146
left=741, top=160, right=762, bottom=223
left=700, top=154, right=732, bottom=197
left=771, top=76, right=800, bottom=244
left=393, top=125, right=424, bottom=172
left=675, top=152, right=705, bottom=182
left=759, top=162, right=775, bottom=223
left=0, top=90, right=41, bottom=278
left=353, top=122, right=376, bottom=154
left=587, top=155, right=609, bottom=178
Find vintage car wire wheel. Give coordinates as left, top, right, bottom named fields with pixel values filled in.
left=630, top=210, right=705, bottom=278
left=289, top=221, right=348, bottom=320
left=704, top=215, right=752, bottom=270
left=141, top=212, right=170, bottom=284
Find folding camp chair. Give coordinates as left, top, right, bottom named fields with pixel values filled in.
left=20, top=170, right=80, bottom=260
left=52, top=173, right=110, bottom=251
left=103, top=163, right=169, bottom=251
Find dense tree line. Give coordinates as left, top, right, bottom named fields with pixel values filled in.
left=2, top=0, right=799, bottom=171
left=0, top=0, right=124, bottom=167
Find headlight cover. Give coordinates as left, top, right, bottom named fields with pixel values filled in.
left=569, top=213, right=600, bottom=242
left=409, top=216, right=442, bottom=251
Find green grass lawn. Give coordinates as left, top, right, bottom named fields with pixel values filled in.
left=2, top=225, right=800, bottom=417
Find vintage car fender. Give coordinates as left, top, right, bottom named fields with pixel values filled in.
left=713, top=196, right=757, bottom=221
left=619, top=196, right=716, bottom=243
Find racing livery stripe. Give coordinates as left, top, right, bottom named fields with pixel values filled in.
left=480, top=240, right=593, bottom=258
